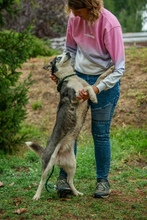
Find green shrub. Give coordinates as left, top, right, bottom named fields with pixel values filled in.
left=1, top=29, right=57, bottom=58
left=0, top=1, right=57, bottom=154
left=32, top=101, right=42, bottom=110
left=29, top=35, right=57, bottom=57
left=0, top=28, right=34, bottom=153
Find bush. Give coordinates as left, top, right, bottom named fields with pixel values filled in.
left=1, top=29, right=57, bottom=58
left=0, top=26, right=57, bottom=153
left=28, top=34, right=57, bottom=57
left=0, top=0, right=58, bottom=154
left=0, top=28, right=34, bottom=153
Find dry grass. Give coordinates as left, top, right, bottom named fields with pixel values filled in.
left=21, top=48, right=147, bottom=134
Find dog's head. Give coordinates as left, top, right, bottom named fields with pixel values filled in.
left=43, top=51, right=72, bottom=79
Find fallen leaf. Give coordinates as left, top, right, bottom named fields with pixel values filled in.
left=13, top=198, right=22, bottom=207
left=0, top=182, right=4, bottom=187
left=9, top=182, right=15, bottom=186
left=33, top=183, right=38, bottom=187
left=14, top=208, right=27, bottom=215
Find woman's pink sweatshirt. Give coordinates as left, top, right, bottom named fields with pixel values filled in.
left=66, top=8, right=125, bottom=92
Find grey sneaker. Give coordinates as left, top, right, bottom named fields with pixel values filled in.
left=56, top=176, right=72, bottom=198
left=94, top=179, right=111, bottom=198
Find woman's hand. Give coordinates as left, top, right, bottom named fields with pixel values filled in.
left=77, top=85, right=99, bottom=102
left=77, top=89, right=89, bottom=102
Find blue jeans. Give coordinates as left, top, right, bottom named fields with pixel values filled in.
left=59, top=71, right=120, bottom=180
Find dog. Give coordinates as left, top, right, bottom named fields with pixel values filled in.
left=25, top=51, right=114, bottom=200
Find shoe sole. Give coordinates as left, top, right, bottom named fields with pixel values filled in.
left=94, top=194, right=110, bottom=198
left=57, top=189, right=72, bottom=198
left=94, top=190, right=111, bottom=199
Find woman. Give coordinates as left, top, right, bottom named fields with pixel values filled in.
left=54, top=0, right=125, bottom=198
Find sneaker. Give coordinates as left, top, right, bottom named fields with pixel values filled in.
left=94, top=179, right=111, bottom=198
left=56, top=176, right=72, bottom=198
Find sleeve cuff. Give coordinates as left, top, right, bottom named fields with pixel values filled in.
left=96, top=82, right=107, bottom=93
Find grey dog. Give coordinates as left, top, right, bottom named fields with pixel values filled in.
left=25, top=51, right=113, bottom=200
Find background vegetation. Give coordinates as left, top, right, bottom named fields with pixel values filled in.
left=104, top=0, right=147, bottom=32
left=0, top=0, right=67, bottom=38
left=0, top=1, right=56, bottom=152
left=0, top=0, right=147, bottom=39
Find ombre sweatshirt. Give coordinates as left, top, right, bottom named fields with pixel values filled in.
left=66, top=8, right=125, bottom=92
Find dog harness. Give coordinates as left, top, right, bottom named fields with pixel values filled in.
left=57, top=74, right=76, bottom=92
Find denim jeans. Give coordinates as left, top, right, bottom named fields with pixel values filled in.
left=59, top=71, right=120, bottom=180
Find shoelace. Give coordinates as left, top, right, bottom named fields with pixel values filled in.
left=96, top=182, right=108, bottom=191
left=58, top=179, right=67, bottom=184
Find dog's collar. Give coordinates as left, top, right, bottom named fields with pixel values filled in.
left=57, top=74, right=76, bottom=92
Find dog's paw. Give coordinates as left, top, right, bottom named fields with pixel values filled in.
left=90, top=96, right=98, bottom=103
left=25, top=141, right=33, bottom=147
left=73, top=191, right=84, bottom=196
left=77, top=192, right=84, bottom=196
left=84, top=86, right=98, bottom=103
left=33, top=194, right=40, bottom=200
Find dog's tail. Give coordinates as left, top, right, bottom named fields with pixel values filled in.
left=25, top=142, right=44, bottom=157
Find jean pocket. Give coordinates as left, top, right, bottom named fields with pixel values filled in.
left=91, top=102, right=114, bottom=122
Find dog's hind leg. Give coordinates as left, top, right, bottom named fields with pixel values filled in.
left=64, top=154, right=83, bottom=196
left=33, top=144, right=61, bottom=200
left=33, top=162, right=55, bottom=200
left=33, top=171, right=47, bottom=200
left=68, top=173, right=83, bottom=196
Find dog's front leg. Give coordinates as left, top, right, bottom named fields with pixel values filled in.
left=83, top=66, right=114, bottom=103
left=83, top=86, right=98, bottom=103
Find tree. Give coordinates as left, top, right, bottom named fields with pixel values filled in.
left=0, top=0, right=68, bottom=38
left=104, top=0, right=147, bottom=32
left=0, top=0, right=18, bottom=25
left=0, top=1, right=33, bottom=153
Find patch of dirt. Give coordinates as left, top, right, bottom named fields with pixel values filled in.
left=21, top=49, right=147, bottom=134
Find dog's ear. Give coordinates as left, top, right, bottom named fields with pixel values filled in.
left=51, top=60, right=58, bottom=74
left=58, top=51, right=70, bottom=65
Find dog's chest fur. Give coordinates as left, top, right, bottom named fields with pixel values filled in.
left=59, top=81, right=88, bottom=134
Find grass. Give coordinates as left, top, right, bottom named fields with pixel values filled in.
left=31, top=100, right=43, bottom=110
left=0, top=126, right=147, bottom=220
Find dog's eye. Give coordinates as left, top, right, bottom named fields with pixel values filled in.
left=56, top=56, right=62, bottom=63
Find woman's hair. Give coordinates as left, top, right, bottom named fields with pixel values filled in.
left=65, top=0, right=104, bottom=24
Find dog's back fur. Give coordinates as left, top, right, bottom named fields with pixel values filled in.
left=26, top=51, right=114, bottom=200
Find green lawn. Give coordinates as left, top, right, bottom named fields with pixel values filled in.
left=0, top=127, right=147, bottom=220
